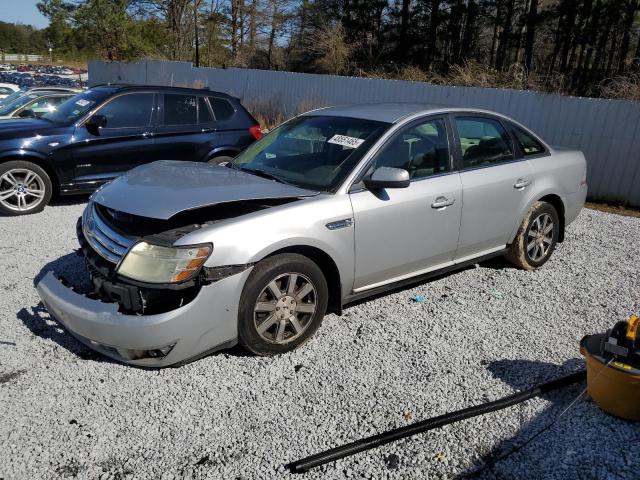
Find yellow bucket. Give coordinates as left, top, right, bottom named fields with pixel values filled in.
left=581, top=336, right=640, bottom=421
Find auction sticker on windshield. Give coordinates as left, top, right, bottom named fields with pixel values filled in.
left=328, top=134, right=365, bottom=149
left=76, top=99, right=90, bottom=107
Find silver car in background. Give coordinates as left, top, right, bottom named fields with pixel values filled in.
left=37, top=104, right=587, bottom=366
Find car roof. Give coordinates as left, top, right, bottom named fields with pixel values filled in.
left=89, top=84, right=234, bottom=99
left=306, top=103, right=508, bottom=124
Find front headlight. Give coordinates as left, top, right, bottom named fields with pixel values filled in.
left=117, top=242, right=212, bottom=284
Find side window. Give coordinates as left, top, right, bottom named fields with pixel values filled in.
left=96, top=93, right=153, bottom=129
left=456, top=117, right=514, bottom=168
left=198, top=97, right=213, bottom=123
left=208, top=96, right=235, bottom=121
left=163, top=94, right=197, bottom=125
left=512, top=125, right=545, bottom=155
left=374, top=118, right=450, bottom=180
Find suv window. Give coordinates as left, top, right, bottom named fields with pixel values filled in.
left=456, top=117, right=514, bottom=168
left=209, top=96, right=235, bottom=120
left=163, top=94, right=198, bottom=125
left=23, top=95, right=71, bottom=116
left=198, top=97, right=213, bottom=123
left=97, top=93, right=153, bottom=129
left=512, top=125, right=545, bottom=155
left=374, top=118, right=450, bottom=180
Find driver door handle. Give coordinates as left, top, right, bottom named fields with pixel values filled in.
left=141, top=131, right=154, bottom=138
left=514, top=178, right=531, bottom=189
left=431, top=196, right=455, bottom=209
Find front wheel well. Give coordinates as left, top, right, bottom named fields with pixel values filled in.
left=206, top=150, right=239, bottom=162
left=539, top=194, right=566, bottom=242
left=0, top=156, right=60, bottom=195
left=264, top=246, right=343, bottom=315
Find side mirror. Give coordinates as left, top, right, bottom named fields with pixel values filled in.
left=85, top=114, right=107, bottom=134
left=363, top=167, right=410, bottom=190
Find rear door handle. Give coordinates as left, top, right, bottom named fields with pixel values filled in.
left=514, top=178, right=531, bottom=189
left=431, top=196, right=455, bottom=209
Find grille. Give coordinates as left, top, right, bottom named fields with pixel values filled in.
left=82, top=202, right=135, bottom=264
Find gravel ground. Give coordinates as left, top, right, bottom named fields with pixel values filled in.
left=1, top=200, right=639, bottom=480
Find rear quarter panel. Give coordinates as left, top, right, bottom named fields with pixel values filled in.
left=513, top=149, right=587, bottom=240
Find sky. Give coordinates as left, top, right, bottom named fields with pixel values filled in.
left=1, top=0, right=49, bottom=29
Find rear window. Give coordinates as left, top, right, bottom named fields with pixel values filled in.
left=512, top=125, right=545, bottom=155
left=163, top=94, right=197, bottom=125
left=209, top=96, right=235, bottom=121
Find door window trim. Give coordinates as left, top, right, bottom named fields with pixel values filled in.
left=450, top=112, right=523, bottom=172
left=348, top=113, right=456, bottom=192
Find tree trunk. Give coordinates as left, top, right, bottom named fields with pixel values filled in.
left=461, top=0, right=478, bottom=62
left=617, top=0, right=639, bottom=72
left=425, top=0, right=440, bottom=71
left=400, top=0, right=411, bottom=61
left=248, top=0, right=258, bottom=51
left=495, top=0, right=515, bottom=71
left=523, top=0, right=538, bottom=71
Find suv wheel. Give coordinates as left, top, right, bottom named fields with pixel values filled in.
left=506, top=201, right=560, bottom=270
left=238, top=253, right=328, bottom=356
left=0, top=161, right=52, bottom=216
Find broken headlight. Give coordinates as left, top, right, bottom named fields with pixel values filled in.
left=117, top=242, right=212, bottom=284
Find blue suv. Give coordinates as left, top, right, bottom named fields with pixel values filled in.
left=0, top=85, right=262, bottom=215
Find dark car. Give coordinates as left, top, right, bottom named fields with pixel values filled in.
left=0, top=85, right=262, bottom=215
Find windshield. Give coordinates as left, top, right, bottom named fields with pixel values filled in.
left=42, top=89, right=111, bottom=123
left=0, top=93, right=39, bottom=115
left=231, top=115, right=389, bottom=191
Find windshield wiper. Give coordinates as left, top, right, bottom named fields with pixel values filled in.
left=240, top=167, right=293, bottom=186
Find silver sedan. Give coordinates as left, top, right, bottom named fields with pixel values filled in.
left=37, top=104, right=587, bottom=366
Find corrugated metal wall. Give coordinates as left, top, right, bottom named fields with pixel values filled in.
left=89, top=59, right=640, bottom=206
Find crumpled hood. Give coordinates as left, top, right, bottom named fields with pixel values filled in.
left=92, top=160, right=318, bottom=220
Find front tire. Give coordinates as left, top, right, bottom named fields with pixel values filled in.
left=0, top=161, right=52, bottom=216
left=208, top=155, right=234, bottom=165
left=238, top=253, right=328, bottom=356
left=506, top=201, right=559, bottom=270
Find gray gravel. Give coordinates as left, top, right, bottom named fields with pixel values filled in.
left=1, top=200, right=639, bottom=480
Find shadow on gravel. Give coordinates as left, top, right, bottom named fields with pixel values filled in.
left=463, top=358, right=636, bottom=479
left=18, top=252, right=109, bottom=363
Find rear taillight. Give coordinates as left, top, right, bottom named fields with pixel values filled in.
left=249, top=124, right=263, bottom=140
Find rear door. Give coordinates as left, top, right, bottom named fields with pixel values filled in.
left=71, top=92, right=158, bottom=184
left=350, top=116, right=462, bottom=291
left=453, top=114, right=535, bottom=261
left=154, top=93, right=216, bottom=161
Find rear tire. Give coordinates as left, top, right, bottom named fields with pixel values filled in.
left=0, top=160, right=52, bottom=216
left=238, top=253, right=328, bottom=356
left=506, top=201, right=559, bottom=270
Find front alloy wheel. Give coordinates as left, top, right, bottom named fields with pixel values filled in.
left=0, top=161, right=52, bottom=216
left=239, top=253, right=328, bottom=355
left=254, top=272, right=318, bottom=344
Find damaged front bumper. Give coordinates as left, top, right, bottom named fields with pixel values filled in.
left=36, top=267, right=252, bottom=367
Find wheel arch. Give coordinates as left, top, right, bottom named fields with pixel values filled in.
left=205, top=146, right=240, bottom=162
left=538, top=193, right=566, bottom=242
left=263, top=245, right=343, bottom=315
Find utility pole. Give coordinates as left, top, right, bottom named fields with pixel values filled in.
left=47, top=40, right=53, bottom=64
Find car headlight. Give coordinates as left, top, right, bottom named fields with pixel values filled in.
left=117, top=242, right=212, bottom=284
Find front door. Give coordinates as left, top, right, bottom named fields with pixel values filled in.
left=350, top=116, right=462, bottom=292
left=453, top=115, right=535, bottom=260
left=71, top=92, right=157, bottom=186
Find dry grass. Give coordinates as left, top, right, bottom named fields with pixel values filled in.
left=586, top=201, right=640, bottom=218
left=600, top=73, right=640, bottom=102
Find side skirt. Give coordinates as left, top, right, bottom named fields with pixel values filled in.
left=342, top=249, right=507, bottom=307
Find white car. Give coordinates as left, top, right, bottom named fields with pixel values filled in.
left=0, top=83, right=19, bottom=100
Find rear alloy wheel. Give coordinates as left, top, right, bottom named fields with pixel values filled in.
left=239, top=253, right=328, bottom=355
left=506, top=201, right=559, bottom=270
left=0, top=161, right=52, bottom=216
